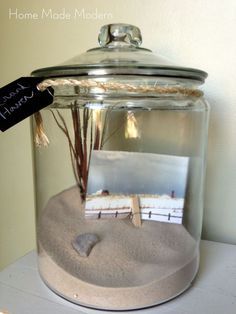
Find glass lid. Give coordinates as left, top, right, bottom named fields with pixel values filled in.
left=32, top=23, right=207, bottom=83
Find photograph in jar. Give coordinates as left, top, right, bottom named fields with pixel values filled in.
left=85, top=150, right=189, bottom=225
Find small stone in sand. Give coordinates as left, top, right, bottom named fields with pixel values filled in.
left=72, top=233, right=99, bottom=257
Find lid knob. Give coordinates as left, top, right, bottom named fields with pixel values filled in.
left=98, top=23, right=142, bottom=48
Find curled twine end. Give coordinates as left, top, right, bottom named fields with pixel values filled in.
left=34, top=112, right=49, bottom=147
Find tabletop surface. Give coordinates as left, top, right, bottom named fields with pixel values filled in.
left=0, top=240, right=236, bottom=314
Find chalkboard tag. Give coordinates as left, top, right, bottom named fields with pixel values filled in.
left=0, top=77, right=54, bottom=132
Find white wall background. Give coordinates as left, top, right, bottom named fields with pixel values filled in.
left=0, top=0, right=236, bottom=269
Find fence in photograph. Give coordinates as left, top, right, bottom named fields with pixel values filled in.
left=85, top=193, right=184, bottom=226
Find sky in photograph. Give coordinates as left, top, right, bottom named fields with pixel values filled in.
left=87, top=150, right=189, bottom=197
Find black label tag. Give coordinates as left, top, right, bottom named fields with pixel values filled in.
left=0, top=77, right=54, bottom=132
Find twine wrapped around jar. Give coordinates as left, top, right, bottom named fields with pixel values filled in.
left=34, top=78, right=203, bottom=147
left=37, top=78, right=203, bottom=96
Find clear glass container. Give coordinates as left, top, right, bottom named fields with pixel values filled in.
left=32, top=24, right=209, bottom=310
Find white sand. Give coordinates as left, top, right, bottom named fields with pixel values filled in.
left=37, top=186, right=199, bottom=310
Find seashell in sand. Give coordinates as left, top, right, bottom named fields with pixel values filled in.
left=72, top=233, right=99, bottom=257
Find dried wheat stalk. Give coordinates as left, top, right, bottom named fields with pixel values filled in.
left=49, top=104, right=106, bottom=200
left=35, top=103, right=129, bottom=200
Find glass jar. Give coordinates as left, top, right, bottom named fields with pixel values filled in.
left=32, top=24, right=209, bottom=310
